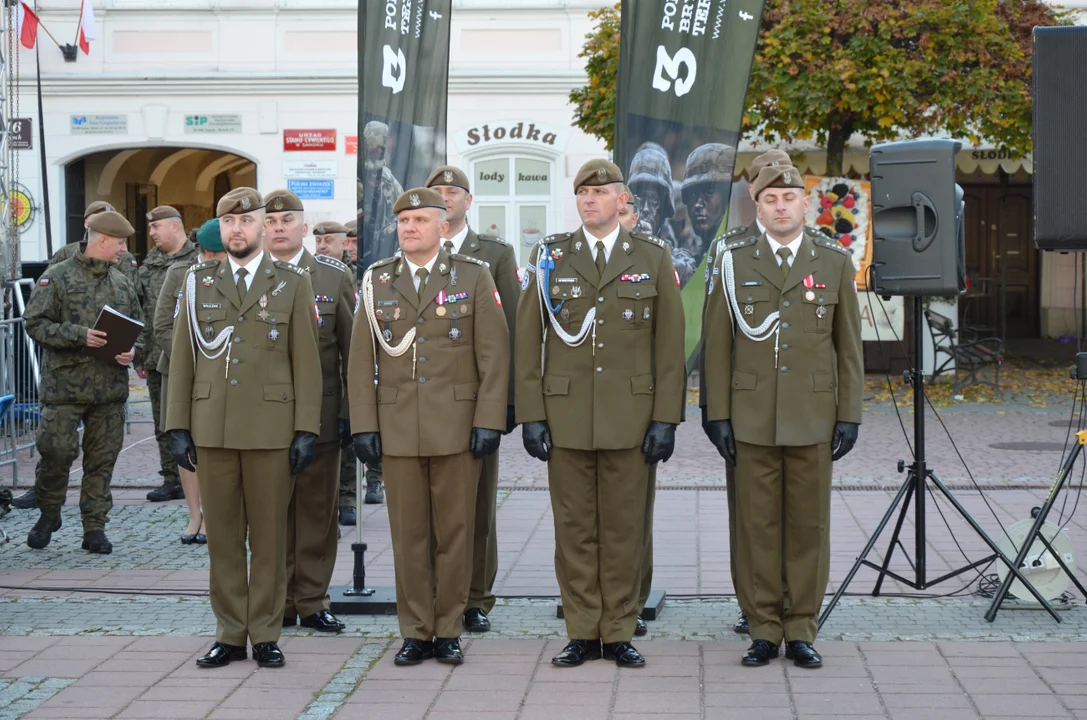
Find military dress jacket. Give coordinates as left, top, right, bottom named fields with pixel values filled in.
left=134, top=241, right=199, bottom=369
left=153, top=263, right=188, bottom=376
left=348, top=248, right=509, bottom=458
left=51, top=238, right=140, bottom=287
left=456, top=230, right=519, bottom=406
left=165, top=252, right=323, bottom=450
left=297, top=249, right=356, bottom=443
left=515, top=226, right=686, bottom=451
left=24, top=252, right=143, bottom=406
left=703, top=228, right=864, bottom=447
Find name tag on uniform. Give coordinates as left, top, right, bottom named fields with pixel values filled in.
left=200, top=303, right=222, bottom=309
left=740, top=281, right=762, bottom=287
left=377, top=300, right=399, bottom=307
left=556, top=278, right=577, bottom=284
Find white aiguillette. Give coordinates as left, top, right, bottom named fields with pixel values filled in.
left=81, top=304, right=144, bottom=363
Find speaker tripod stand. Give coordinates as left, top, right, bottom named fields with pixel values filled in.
left=819, top=296, right=1061, bottom=628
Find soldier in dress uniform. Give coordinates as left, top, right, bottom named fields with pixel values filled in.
left=426, top=164, right=519, bottom=633
left=261, top=190, right=354, bottom=633
left=348, top=187, right=509, bottom=666
left=165, top=187, right=322, bottom=669
left=698, top=148, right=792, bottom=636
left=154, top=219, right=225, bottom=545
left=23, top=211, right=142, bottom=554
left=702, top=165, right=863, bottom=669
left=136, top=206, right=200, bottom=504
left=516, top=160, right=686, bottom=668
left=338, top=219, right=366, bottom=521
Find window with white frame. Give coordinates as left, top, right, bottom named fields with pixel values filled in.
left=470, top=154, right=555, bottom=267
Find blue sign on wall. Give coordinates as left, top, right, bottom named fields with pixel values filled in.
left=287, top=179, right=335, bottom=200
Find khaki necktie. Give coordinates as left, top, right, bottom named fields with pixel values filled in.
left=415, top=267, right=429, bottom=300
left=595, top=241, right=607, bottom=277
left=443, top=241, right=454, bottom=255
left=235, top=267, right=248, bottom=300
left=776, top=247, right=792, bottom=278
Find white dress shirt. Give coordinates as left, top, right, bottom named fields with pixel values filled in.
left=286, top=248, right=305, bottom=267
left=442, top=225, right=470, bottom=254
left=765, top=231, right=803, bottom=269
left=228, top=250, right=263, bottom=291
left=405, top=252, right=440, bottom=292
left=584, top=223, right=622, bottom=262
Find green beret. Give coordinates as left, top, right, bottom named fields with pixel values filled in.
left=264, top=188, right=304, bottom=214
left=344, top=220, right=357, bottom=238
left=146, top=205, right=181, bottom=222
left=84, top=201, right=114, bottom=219
left=195, top=219, right=223, bottom=252
left=313, top=221, right=347, bottom=236
left=752, top=164, right=805, bottom=199
left=748, top=149, right=792, bottom=181
left=426, top=165, right=470, bottom=193
left=574, top=159, right=623, bottom=193
left=392, top=188, right=445, bottom=214
left=87, top=211, right=135, bottom=238
left=216, top=188, right=263, bottom=218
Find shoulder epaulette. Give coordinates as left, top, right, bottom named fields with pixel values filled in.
left=366, top=256, right=398, bottom=272
left=315, top=255, right=348, bottom=273
left=544, top=232, right=571, bottom=244
left=631, top=232, right=666, bottom=247
left=725, top=225, right=749, bottom=239
left=721, top=235, right=759, bottom=252
left=188, top=259, right=220, bottom=274
left=451, top=253, right=487, bottom=267
left=476, top=233, right=510, bottom=247
left=273, top=260, right=307, bottom=275
left=814, top=236, right=851, bottom=255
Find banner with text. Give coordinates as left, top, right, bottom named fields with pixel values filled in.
left=615, top=0, right=765, bottom=359
left=358, top=0, right=452, bottom=273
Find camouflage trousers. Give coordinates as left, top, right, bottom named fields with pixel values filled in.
left=34, top=402, right=126, bottom=531
left=337, top=454, right=380, bottom=509
left=147, top=370, right=180, bottom=486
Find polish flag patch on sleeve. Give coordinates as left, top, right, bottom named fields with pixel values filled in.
left=38, top=278, right=49, bottom=286
left=494, top=289, right=502, bottom=307
left=674, top=268, right=680, bottom=287
left=130, top=259, right=138, bottom=267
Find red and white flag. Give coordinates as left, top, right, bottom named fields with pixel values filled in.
left=77, top=0, right=95, bottom=55
left=16, top=2, right=40, bottom=50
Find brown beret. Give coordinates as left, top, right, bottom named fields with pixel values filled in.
left=264, top=188, right=304, bottom=214
left=748, top=149, right=792, bottom=181
left=426, top=165, right=470, bottom=192
left=313, top=221, right=347, bottom=236
left=216, top=188, right=263, bottom=218
left=84, top=201, right=114, bottom=219
left=751, top=165, right=805, bottom=199
left=87, top=211, right=135, bottom=238
left=344, top=220, right=357, bottom=238
left=146, top=205, right=181, bottom=222
left=392, top=188, right=446, bottom=214
left=574, top=159, right=624, bottom=193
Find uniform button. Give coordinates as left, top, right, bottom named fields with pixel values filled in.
left=417, top=337, right=425, bottom=344
left=417, top=318, right=424, bottom=325
left=598, top=296, right=605, bottom=302
left=230, top=378, right=238, bottom=385
left=419, top=377, right=427, bottom=383
left=234, top=337, right=242, bottom=344
left=782, top=301, right=790, bottom=308
left=598, top=342, right=604, bottom=348
left=237, top=316, right=244, bottom=322
left=419, top=357, right=427, bottom=364
left=746, top=296, right=753, bottom=302
left=270, top=318, right=277, bottom=323
left=781, top=343, right=789, bottom=350
left=282, top=393, right=288, bottom=400
left=635, top=291, right=641, bottom=297
left=232, top=358, right=239, bottom=365
left=596, top=366, right=603, bottom=373
left=597, top=319, right=605, bottom=325
left=782, top=322, right=790, bottom=329
left=780, top=366, right=788, bottom=373
left=818, top=297, right=824, bottom=303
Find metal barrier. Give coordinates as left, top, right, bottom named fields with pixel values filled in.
left=0, top=315, right=42, bottom=489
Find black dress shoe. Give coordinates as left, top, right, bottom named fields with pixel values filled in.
left=300, top=610, right=345, bottom=632
left=282, top=616, right=297, bottom=627
left=253, top=642, right=285, bottom=668
left=463, top=608, right=491, bottom=632
left=338, top=506, right=356, bottom=525
left=551, top=639, right=601, bottom=667
left=81, top=530, right=113, bottom=554
left=434, top=638, right=463, bottom=665
left=785, top=641, right=823, bottom=669
left=196, top=642, right=247, bottom=668
left=742, top=640, right=780, bottom=667
left=603, top=642, right=646, bottom=668
left=394, top=639, right=434, bottom=665
left=180, top=534, right=196, bottom=545
left=733, top=610, right=749, bottom=634
left=634, top=615, right=648, bottom=637
left=147, top=483, right=185, bottom=502
left=12, top=489, right=37, bottom=509
left=193, top=533, right=207, bottom=545
left=26, top=513, right=61, bottom=549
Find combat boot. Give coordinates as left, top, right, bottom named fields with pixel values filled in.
left=82, top=530, right=113, bottom=554
left=26, top=512, right=61, bottom=549
left=364, top=480, right=384, bottom=505
left=12, top=488, right=37, bottom=509
left=146, top=482, right=184, bottom=502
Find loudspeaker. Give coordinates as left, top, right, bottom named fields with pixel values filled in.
left=869, top=139, right=966, bottom=297
left=1033, top=26, right=1087, bottom=251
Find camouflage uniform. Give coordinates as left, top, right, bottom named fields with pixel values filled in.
left=359, top=122, right=403, bottom=269
left=51, top=237, right=140, bottom=287
left=134, top=240, right=199, bottom=492
left=23, top=252, right=143, bottom=531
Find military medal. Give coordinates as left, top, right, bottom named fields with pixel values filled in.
left=202, top=276, right=214, bottom=287
left=459, top=304, right=468, bottom=314
left=803, top=275, right=815, bottom=302
left=204, top=325, right=214, bottom=339
left=269, top=326, right=280, bottom=342
left=551, top=248, right=564, bottom=260
left=436, top=306, right=447, bottom=317
left=560, top=307, right=570, bottom=322
left=805, top=291, right=816, bottom=302
left=449, top=320, right=461, bottom=340
left=816, top=306, right=827, bottom=319
left=552, top=286, right=560, bottom=296
left=643, top=307, right=651, bottom=321
left=376, top=309, right=384, bottom=318
left=450, top=267, right=458, bottom=287
left=380, top=272, right=391, bottom=283
left=318, top=317, right=325, bottom=328
left=258, top=294, right=269, bottom=321
left=622, top=309, right=634, bottom=321
left=571, top=286, right=583, bottom=298
left=744, top=304, right=754, bottom=315
left=383, top=324, right=393, bottom=342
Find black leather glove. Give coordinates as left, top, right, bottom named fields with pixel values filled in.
left=338, top=419, right=352, bottom=449
left=352, top=432, right=382, bottom=466
left=522, top=421, right=552, bottom=462
left=832, top=421, right=859, bottom=461
left=706, top=420, right=737, bottom=466
left=505, top=406, right=518, bottom=435
left=289, top=431, right=318, bottom=474
left=167, top=430, right=197, bottom=472
left=470, top=427, right=502, bottom=459
left=642, top=421, right=677, bottom=464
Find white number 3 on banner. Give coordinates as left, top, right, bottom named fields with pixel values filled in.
left=652, top=46, right=697, bottom=97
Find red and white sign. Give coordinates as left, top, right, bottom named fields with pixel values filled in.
left=283, top=129, right=337, bottom=152
left=345, top=136, right=358, bottom=155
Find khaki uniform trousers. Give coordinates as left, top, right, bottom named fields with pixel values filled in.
left=285, top=441, right=341, bottom=619
left=384, top=451, right=480, bottom=640
left=467, top=450, right=500, bottom=613
left=549, top=447, right=647, bottom=644
left=198, top=447, right=293, bottom=646
left=734, top=441, right=832, bottom=645
left=637, top=463, right=657, bottom=613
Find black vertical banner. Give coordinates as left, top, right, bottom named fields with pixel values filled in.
left=615, top=0, right=764, bottom=357
left=358, top=0, right=452, bottom=273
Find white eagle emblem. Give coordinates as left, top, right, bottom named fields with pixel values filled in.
left=443, top=170, right=454, bottom=183
left=240, top=197, right=251, bottom=210
left=409, top=193, right=420, bottom=207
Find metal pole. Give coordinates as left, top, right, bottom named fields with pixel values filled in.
left=913, top=296, right=927, bottom=586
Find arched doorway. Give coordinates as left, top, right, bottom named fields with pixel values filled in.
left=63, top=147, right=257, bottom=259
